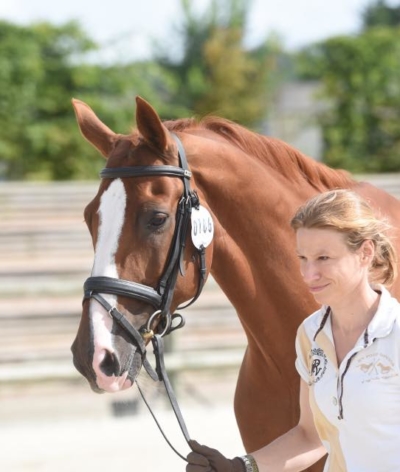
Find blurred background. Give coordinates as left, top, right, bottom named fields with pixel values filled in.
left=1, top=0, right=400, bottom=470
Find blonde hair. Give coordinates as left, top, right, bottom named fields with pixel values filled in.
left=290, top=189, right=398, bottom=286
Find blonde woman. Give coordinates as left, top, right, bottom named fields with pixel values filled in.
left=187, top=189, right=400, bottom=472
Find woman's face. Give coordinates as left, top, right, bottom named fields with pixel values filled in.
left=296, top=227, right=370, bottom=307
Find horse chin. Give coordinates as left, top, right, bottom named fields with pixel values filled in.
left=94, top=370, right=133, bottom=393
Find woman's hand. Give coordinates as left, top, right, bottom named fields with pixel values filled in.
left=186, top=440, right=245, bottom=472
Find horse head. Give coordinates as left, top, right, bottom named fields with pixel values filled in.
left=71, top=97, right=214, bottom=393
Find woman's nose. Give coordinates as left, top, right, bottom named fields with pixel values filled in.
left=301, top=262, right=320, bottom=283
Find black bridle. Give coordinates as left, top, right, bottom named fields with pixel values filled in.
left=82, top=133, right=207, bottom=460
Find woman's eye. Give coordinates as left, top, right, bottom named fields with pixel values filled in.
left=149, top=214, right=168, bottom=228
left=319, top=256, right=329, bottom=261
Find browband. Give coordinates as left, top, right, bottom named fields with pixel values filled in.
left=100, top=165, right=192, bottom=180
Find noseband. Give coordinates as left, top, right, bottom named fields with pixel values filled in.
left=82, top=133, right=208, bottom=459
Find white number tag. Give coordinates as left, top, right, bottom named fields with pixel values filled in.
left=191, top=205, right=214, bottom=249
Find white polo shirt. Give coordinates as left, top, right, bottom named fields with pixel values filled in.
left=295, top=285, right=400, bottom=472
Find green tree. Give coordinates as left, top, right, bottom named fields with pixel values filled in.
left=0, top=21, right=173, bottom=180
left=296, top=27, right=400, bottom=172
left=0, top=20, right=98, bottom=179
left=362, top=0, right=400, bottom=29
left=154, top=0, right=282, bottom=127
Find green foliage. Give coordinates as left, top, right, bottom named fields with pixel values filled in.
left=5, top=1, right=400, bottom=180
left=154, top=0, right=283, bottom=128
left=362, top=0, right=400, bottom=29
left=296, top=27, right=400, bottom=172
left=0, top=3, right=285, bottom=180
left=0, top=21, right=97, bottom=179
left=0, top=21, right=172, bottom=180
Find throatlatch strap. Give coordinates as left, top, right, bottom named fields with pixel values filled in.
left=171, top=133, right=191, bottom=198
left=178, top=245, right=207, bottom=311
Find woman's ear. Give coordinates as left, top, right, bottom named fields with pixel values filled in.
left=360, top=239, right=375, bottom=264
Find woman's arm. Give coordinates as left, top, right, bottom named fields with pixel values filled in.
left=251, top=379, right=327, bottom=471
left=186, top=380, right=327, bottom=472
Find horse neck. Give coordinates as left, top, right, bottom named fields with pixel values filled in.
left=187, top=134, right=339, bottom=346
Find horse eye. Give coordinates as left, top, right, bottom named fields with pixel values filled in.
left=149, top=213, right=168, bottom=228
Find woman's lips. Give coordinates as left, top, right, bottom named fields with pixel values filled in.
left=309, top=283, right=329, bottom=293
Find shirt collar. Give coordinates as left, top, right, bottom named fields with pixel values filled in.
left=314, top=285, right=399, bottom=343
left=367, top=285, right=399, bottom=339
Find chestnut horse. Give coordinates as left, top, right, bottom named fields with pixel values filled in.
left=71, top=96, right=400, bottom=471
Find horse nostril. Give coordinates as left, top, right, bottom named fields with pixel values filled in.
left=99, top=350, right=121, bottom=376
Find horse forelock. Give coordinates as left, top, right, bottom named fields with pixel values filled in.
left=161, top=116, right=354, bottom=191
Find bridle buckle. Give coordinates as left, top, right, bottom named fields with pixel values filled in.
left=141, top=329, right=155, bottom=340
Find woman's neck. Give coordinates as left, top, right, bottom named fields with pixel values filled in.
left=330, top=284, right=381, bottom=335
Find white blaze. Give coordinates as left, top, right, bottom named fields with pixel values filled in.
left=92, top=179, right=126, bottom=278
left=90, top=179, right=127, bottom=390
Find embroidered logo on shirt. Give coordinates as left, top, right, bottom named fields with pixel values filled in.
left=308, top=348, right=328, bottom=384
left=356, top=352, right=399, bottom=383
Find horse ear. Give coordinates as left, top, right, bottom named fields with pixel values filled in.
left=72, top=98, right=116, bottom=158
left=135, top=96, right=169, bottom=151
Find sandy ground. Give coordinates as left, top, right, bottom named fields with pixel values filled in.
left=0, top=371, right=245, bottom=472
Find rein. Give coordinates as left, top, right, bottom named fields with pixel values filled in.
left=83, top=133, right=207, bottom=460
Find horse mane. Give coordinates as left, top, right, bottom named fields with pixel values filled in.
left=163, top=116, right=354, bottom=191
